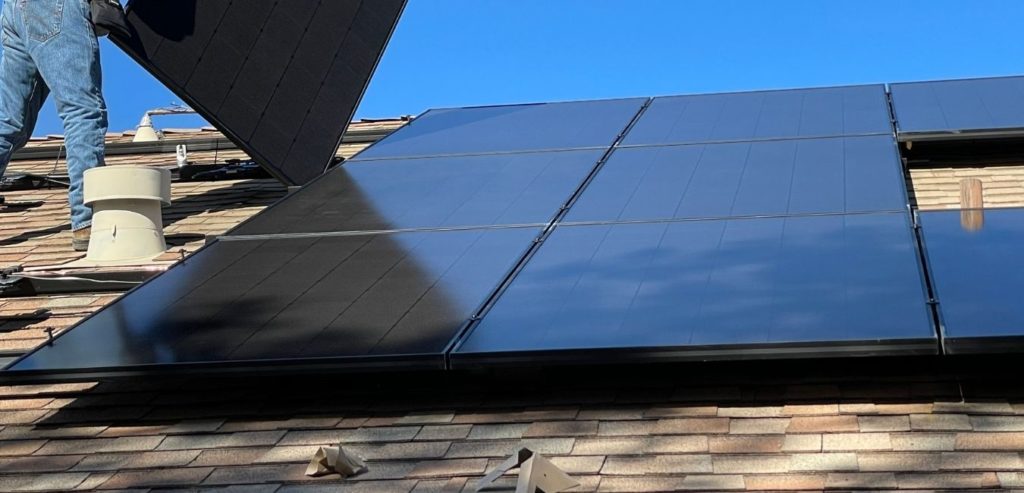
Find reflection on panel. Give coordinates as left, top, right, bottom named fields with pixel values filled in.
left=454, top=214, right=934, bottom=365
left=567, top=135, right=906, bottom=222
left=920, top=209, right=1024, bottom=353
left=231, top=149, right=604, bottom=236
left=891, top=76, right=1024, bottom=139
left=622, top=85, right=891, bottom=146
left=115, top=0, right=406, bottom=185
left=352, top=98, right=647, bottom=160
left=7, top=227, right=539, bottom=375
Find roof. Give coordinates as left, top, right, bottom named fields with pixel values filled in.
left=3, top=116, right=1024, bottom=491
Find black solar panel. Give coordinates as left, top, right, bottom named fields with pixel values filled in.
left=115, top=0, right=406, bottom=185
left=6, top=228, right=540, bottom=376
left=566, top=135, right=907, bottom=223
left=453, top=213, right=935, bottom=365
left=891, top=76, right=1024, bottom=141
left=622, top=85, right=892, bottom=146
left=230, top=149, right=606, bottom=236
left=919, top=208, right=1024, bottom=354
left=352, top=98, right=648, bottom=160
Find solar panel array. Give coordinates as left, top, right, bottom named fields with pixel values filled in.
left=453, top=86, right=936, bottom=366
left=17, top=74, right=1024, bottom=377
left=114, top=0, right=406, bottom=185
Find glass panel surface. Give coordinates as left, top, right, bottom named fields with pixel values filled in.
left=566, top=136, right=906, bottom=222
left=456, top=213, right=934, bottom=360
left=919, top=208, right=1024, bottom=350
left=622, top=85, right=891, bottom=146
left=231, top=149, right=604, bottom=235
left=353, top=98, right=647, bottom=160
left=7, top=227, right=539, bottom=374
left=891, top=77, right=1024, bottom=136
left=116, top=0, right=406, bottom=185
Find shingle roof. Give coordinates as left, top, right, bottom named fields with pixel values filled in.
left=3, top=118, right=1024, bottom=491
left=0, top=359, right=1022, bottom=491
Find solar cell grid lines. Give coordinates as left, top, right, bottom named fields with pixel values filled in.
left=116, top=0, right=407, bottom=185
left=452, top=213, right=936, bottom=364
left=621, top=84, right=893, bottom=147
left=8, top=228, right=542, bottom=373
left=565, top=135, right=907, bottom=223
left=891, top=76, right=1024, bottom=140
left=229, top=149, right=608, bottom=236
left=350, top=98, right=649, bottom=160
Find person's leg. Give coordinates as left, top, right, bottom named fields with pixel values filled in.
left=27, top=0, right=106, bottom=232
left=0, top=0, right=50, bottom=180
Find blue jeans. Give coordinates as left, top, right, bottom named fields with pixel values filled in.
left=0, top=0, right=107, bottom=231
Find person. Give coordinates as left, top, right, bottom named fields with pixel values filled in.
left=0, top=0, right=126, bottom=251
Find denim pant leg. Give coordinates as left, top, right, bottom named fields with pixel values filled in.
left=28, top=0, right=107, bottom=231
left=0, top=1, right=50, bottom=179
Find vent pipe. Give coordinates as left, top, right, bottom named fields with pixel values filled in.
left=83, top=167, right=171, bottom=264
left=132, top=105, right=196, bottom=143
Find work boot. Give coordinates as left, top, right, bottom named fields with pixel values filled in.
left=72, top=227, right=91, bottom=252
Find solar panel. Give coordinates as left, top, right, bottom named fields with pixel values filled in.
left=891, top=76, right=1024, bottom=141
left=115, top=0, right=406, bottom=185
left=621, top=85, right=892, bottom=147
left=566, top=135, right=907, bottom=223
left=352, top=98, right=648, bottom=160
left=6, top=228, right=539, bottom=376
left=919, top=208, right=1024, bottom=353
left=452, top=213, right=936, bottom=365
left=230, top=149, right=605, bottom=236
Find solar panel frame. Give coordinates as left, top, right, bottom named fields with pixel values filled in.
left=113, top=0, right=407, bottom=186
left=890, top=76, right=1024, bottom=142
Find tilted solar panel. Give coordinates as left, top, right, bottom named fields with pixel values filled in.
left=891, top=76, right=1024, bottom=141
left=115, top=0, right=407, bottom=185
left=919, top=208, right=1024, bottom=354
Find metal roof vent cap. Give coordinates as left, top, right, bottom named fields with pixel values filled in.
left=83, top=166, right=171, bottom=265
left=132, top=113, right=163, bottom=142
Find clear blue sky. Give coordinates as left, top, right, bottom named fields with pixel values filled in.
left=19, top=0, right=1024, bottom=136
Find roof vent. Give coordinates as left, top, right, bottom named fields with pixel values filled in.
left=132, top=105, right=196, bottom=143
left=82, top=166, right=171, bottom=264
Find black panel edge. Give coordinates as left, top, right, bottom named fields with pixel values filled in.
left=646, top=82, right=889, bottom=100
left=111, top=0, right=408, bottom=186
left=897, top=128, right=1024, bottom=143
left=889, top=74, right=1024, bottom=87
left=0, top=353, right=445, bottom=384
left=943, top=336, right=1024, bottom=355
left=449, top=339, right=939, bottom=370
left=317, top=0, right=409, bottom=177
